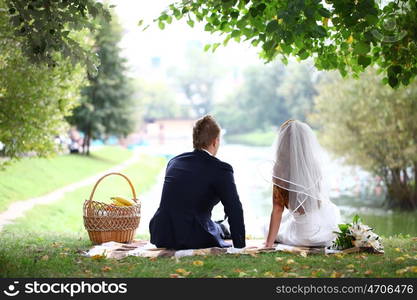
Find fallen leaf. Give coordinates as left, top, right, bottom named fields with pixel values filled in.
left=282, top=265, right=292, bottom=272
left=41, top=255, right=49, bottom=261
left=176, top=268, right=191, bottom=276
left=263, top=271, right=274, bottom=277
left=299, top=251, right=308, bottom=257
left=396, top=268, right=408, bottom=275
left=91, top=254, right=105, bottom=260
left=169, top=274, right=183, bottom=278
left=364, top=270, right=373, bottom=275
left=396, top=266, right=417, bottom=275
left=101, top=266, right=112, bottom=272
left=286, top=259, right=295, bottom=264
left=395, top=257, right=405, bottom=263
left=394, top=248, right=402, bottom=252
left=149, top=257, right=157, bottom=262
left=275, top=257, right=283, bottom=262
left=346, top=264, right=355, bottom=269
left=311, top=268, right=326, bottom=277
left=301, top=265, right=310, bottom=269
left=238, top=272, right=247, bottom=278
left=355, top=254, right=368, bottom=260
left=192, top=260, right=204, bottom=266
left=331, top=271, right=343, bottom=278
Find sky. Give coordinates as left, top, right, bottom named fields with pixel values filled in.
left=108, top=0, right=260, bottom=81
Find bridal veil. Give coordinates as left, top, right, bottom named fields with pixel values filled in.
left=272, top=120, right=341, bottom=246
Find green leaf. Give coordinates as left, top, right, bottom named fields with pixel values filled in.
left=338, top=224, right=349, bottom=232
left=158, top=21, right=165, bottom=30
left=204, top=44, right=211, bottom=52
left=388, top=65, right=402, bottom=76
left=256, top=3, right=266, bottom=13
left=352, top=215, right=361, bottom=224
left=388, top=75, right=399, bottom=88
left=204, top=23, right=214, bottom=31
left=353, top=41, right=371, bottom=55
left=297, top=49, right=309, bottom=60
left=266, top=20, right=279, bottom=33
left=231, top=30, right=240, bottom=38
left=281, top=43, right=292, bottom=54
left=365, top=14, right=378, bottom=25
left=173, top=8, right=182, bottom=19
left=222, top=0, right=236, bottom=9
left=318, top=7, right=332, bottom=18
left=187, top=19, right=195, bottom=27
left=263, top=40, right=276, bottom=51
left=211, top=42, right=221, bottom=52
left=230, top=11, right=239, bottom=19
left=358, top=55, right=372, bottom=68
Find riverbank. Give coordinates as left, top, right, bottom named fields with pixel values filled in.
left=224, top=130, right=276, bottom=147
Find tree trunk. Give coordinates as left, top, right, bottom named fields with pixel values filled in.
left=413, top=162, right=417, bottom=208
left=82, top=134, right=88, bottom=155
left=385, top=167, right=416, bottom=210
left=86, top=130, right=91, bottom=156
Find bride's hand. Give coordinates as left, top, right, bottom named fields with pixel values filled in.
left=263, top=241, right=274, bottom=248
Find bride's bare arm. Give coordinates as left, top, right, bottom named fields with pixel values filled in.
left=265, top=187, right=284, bottom=248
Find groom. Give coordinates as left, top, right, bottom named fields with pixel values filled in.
left=149, top=115, right=246, bottom=250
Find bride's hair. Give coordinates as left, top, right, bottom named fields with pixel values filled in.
left=272, top=120, right=294, bottom=209
left=273, top=119, right=325, bottom=214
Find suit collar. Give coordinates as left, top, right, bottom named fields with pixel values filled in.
left=194, top=149, right=215, bottom=158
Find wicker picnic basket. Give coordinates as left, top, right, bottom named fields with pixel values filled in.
left=83, top=172, right=140, bottom=244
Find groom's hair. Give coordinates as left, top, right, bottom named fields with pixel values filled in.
left=193, top=115, right=221, bottom=150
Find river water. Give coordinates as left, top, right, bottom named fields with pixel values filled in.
left=137, top=144, right=417, bottom=238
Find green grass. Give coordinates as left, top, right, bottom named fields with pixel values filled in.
left=225, top=130, right=276, bottom=147
left=2, top=154, right=166, bottom=234
left=0, top=146, right=132, bottom=212
left=0, top=147, right=415, bottom=278
left=0, top=232, right=415, bottom=278
left=0, top=154, right=170, bottom=278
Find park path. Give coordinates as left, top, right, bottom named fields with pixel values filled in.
left=0, top=149, right=143, bottom=231
left=136, top=171, right=164, bottom=235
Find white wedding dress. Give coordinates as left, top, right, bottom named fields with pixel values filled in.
left=269, top=120, right=341, bottom=247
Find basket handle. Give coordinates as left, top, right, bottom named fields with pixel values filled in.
left=88, top=172, right=138, bottom=202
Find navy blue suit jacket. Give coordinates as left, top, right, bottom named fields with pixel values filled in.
left=149, top=149, right=246, bottom=249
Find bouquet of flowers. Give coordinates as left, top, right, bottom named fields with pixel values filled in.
left=329, top=215, right=384, bottom=253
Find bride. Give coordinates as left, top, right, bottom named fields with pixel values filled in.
left=264, top=119, right=341, bottom=248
